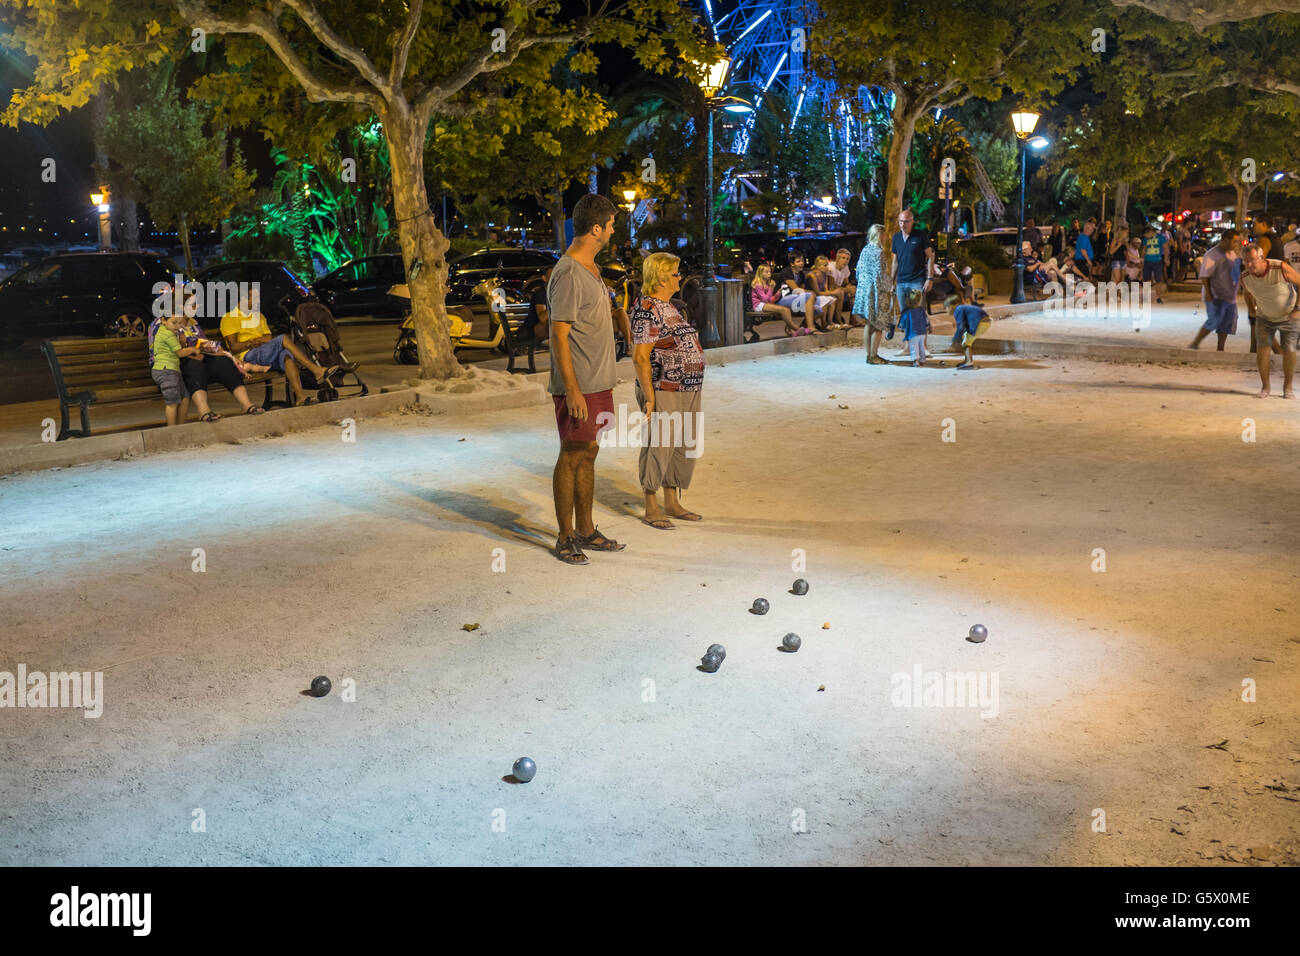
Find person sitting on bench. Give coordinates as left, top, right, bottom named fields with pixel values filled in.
left=219, top=287, right=339, bottom=407
left=519, top=266, right=552, bottom=343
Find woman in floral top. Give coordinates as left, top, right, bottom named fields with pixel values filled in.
left=852, top=224, right=897, bottom=364
left=630, top=252, right=706, bottom=530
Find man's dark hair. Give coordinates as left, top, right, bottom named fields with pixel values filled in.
left=573, top=194, right=620, bottom=237
left=1219, top=229, right=1240, bottom=244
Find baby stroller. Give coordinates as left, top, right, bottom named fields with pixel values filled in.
left=282, top=298, right=367, bottom=402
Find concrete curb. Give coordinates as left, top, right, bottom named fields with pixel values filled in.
left=1, top=376, right=549, bottom=476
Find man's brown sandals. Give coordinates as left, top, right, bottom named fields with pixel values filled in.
left=555, top=536, right=589, bottom=565
left=575, top=528, right=625, bottom=551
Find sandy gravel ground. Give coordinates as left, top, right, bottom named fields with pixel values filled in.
left=1, top=345, right=1296, bottom=866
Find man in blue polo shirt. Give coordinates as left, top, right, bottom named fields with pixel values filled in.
left=1074, top=220, right=1096, bottom=277
left=890, top=207, right=933, bottom=312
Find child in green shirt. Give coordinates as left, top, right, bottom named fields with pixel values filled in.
left=151, top=313, right=201, bottom=425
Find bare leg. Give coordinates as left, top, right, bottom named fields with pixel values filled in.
left=573, top=442, right=599, bottom=538
left=284, top=356, right=307, bottom=404
left=553, top=440, right=592, bottom=539
left=1256, top=340, right=1271, bottom=397
left=643, top=490, right=671, bottom=527
left=769, top=304, right=798, bottom=334
left=232, top=385, right=256, bottom=412
left=190, top=388, right=213, bottom=417
left=178, top=396, right=191, bottom=424
left=664, top=486, right=700, bottom=519
left=279, top=336, right=330, bottom=379
left=1216, top=333, right=1228, bottom=351
left=164, top=403, right=180, bottom=426
left=1189, top=327, right=1210, bottom=350
left=1284, top=350, right=1297, bottom=397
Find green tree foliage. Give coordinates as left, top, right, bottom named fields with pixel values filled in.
left=101, top=65, right=254, bottom=272
left=813, top=0, right=1095, bottom=263
left=1, top=0, right=712, bottom=380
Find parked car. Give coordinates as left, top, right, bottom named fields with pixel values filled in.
left=0, top=252, right=181, bottom=349
left=313, top=254, right=406, bottom=317
left=446, top=247, right=557, bottom=304
left=189, top=259, right=315, bottom=334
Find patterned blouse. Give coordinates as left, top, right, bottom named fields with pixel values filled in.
left=629, top=294, right=705, bottom=392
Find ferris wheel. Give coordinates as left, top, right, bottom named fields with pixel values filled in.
left=699, top=0, right=882, bottom=204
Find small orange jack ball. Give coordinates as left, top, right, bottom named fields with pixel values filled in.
left=822, top=622, right=830, bottom=629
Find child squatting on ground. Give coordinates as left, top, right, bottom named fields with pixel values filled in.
left=151, top=313, right=203, bottom=426
left=897, top=287, right=928, bottom=366
left=946, top=295, right=991, bottom=369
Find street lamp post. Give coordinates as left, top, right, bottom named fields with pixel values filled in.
left=1010, top=111, right=1043, bottom=305
left=695, top=56, right=732, bottom=348
left=90, top=187, right=111, bottom=253
left=1264, top=171, right=1284, bottom=216
left=622, top=188, right=637, bottom=253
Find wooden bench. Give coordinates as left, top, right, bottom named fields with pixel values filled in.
left=494, top=303, right=550, bottom=374
left=42, top=337, right=289, bottom=440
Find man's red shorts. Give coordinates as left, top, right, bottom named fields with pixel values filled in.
left=553, top=388, right=615, bottom=443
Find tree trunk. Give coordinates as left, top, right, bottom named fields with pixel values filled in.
left=384, top=105, right=460, bottom=380
left=1114, top=182, right=1130, bottom=226
left=178, top=213, right=194, bottom=274
left=549, top=177, right=567, bottom=251
left=883, top=94, right=924, bottom=269
left=120, top=197, right=141, bottom=251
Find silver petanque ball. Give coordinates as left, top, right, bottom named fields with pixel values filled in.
left=967, top=624, right=988, bottom=644
left=782, top=632, right=802, bottom=652
left=706, top=644, right=726, bottom=661
left=512, top=757, right=536, bottom=783
left=792, top=579, right=809, bottom=595
left=700, top=652, right=723, bottom=673
left=751, top=598, right=770, bottom=615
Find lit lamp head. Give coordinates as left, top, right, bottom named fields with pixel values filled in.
left=695, top=55, right=732, bottom=100
left=622, top=188, right=636, bottom=209
left=1011, top=109, right=1041, bottom=140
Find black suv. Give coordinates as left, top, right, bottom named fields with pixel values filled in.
left=313, top=254, right=406, bottom=317
left=447, top=247, right=557, bottom=304
left=0, top=252, right=181, bottom=349
left=189, top=260, right=315, bottom=333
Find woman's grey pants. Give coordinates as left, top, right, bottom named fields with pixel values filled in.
left=634, top=383, right=703, bottom=492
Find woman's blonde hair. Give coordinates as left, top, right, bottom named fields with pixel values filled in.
left=755, top=263, right=772, bottom=283
left=813, top=255, right=830, bottom=270
left=642, top=252, right=680, bottom=295
left=867, top=224, right=884, bottom=246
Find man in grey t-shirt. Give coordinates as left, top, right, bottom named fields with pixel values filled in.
left=549, top=193, right=632, bottom=564
left=1189, top=229, right=1241, bottom=352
